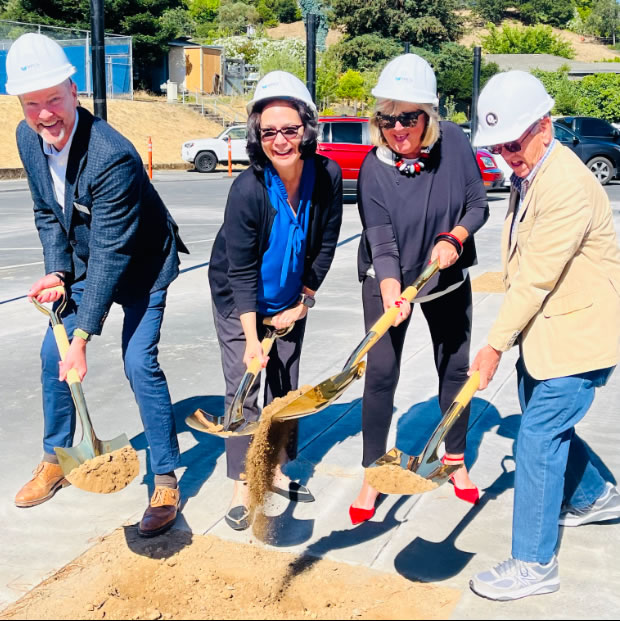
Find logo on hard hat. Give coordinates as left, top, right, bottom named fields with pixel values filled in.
left=20, top=63, right=38, bottom=72
left=486, top=112, right=498, bottom=126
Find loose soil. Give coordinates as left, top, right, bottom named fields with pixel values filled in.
left=246, top=386, right=313, bottom=540
left=471, top=271, right=505, bottom=293
left=0, top=528, right=460, bottom=620
left=65, top=445, right=140, bottom=494
left=366, top=464, right=439, bottom=495
left=0, top=95, right=225, bottom=169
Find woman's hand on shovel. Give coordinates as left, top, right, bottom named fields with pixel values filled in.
left=59, top=337, right=88, bottom=382
left=243, top=337, right=269, bottom=370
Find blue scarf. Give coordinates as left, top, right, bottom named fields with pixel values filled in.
left=257, top=159, right=316, bottom=315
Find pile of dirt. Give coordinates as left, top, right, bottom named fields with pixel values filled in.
left=0, top=96, right=224, bottom=169
left=0, top=528, right=460, bottom=620
left=471, top=271, right=504, bottom=293
left=65, top=446, right=140, bottom=494
left=246, top=386, right=313, bottom=540
left=366, top=464, right=439, bottom=495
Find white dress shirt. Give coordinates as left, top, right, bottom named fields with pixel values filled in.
left=42, top=115, right=79, bottom=210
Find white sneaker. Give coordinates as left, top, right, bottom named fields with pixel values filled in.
left=470, top=557, right=559, bottom=601
left=559, top=482, right=620, bottom=527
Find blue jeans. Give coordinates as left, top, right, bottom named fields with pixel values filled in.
left=41, top=282, right=180, bottom=474
left=512, top=358, right=615, bottom=563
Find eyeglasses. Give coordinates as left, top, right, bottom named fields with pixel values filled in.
left=260, top=124, right=303, bottom=141
left=489, top=122, right=539, bottom=155
left=375, top=110, right=425, bottom=129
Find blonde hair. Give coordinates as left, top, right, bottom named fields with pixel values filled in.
left=369, top=99, right=440, bottom=150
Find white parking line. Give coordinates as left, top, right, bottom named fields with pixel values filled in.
left=0, top=261, right=44, bottom=270
left=0, top=248, right=43, bottom=251
left=184, top=238, right=215, bottom=245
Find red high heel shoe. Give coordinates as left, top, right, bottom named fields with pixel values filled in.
left=442, top=455, right=480, bottom=505
left=349, top=504, right=375, bottom=525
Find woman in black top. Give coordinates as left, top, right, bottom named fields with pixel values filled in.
left=349, top=54, right=489, bottom=525
left=208, top=71, right=343, bottom=530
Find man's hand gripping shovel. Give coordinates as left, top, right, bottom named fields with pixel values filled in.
left=366, top=371, right=480, bottom=494
left=32, top=286, right=138, bottom=492
left=193, top=260, right=440, bottom=438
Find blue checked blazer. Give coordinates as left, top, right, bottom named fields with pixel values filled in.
left=17, top=107, right=189, bottom=335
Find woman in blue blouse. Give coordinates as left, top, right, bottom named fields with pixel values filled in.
left=208, top=71, right=343, bottom=530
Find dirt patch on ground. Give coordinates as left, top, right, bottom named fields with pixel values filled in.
left=0, top=528, right=460, bottom=620
left=460, top=18, right=620, bottom=63
left=267, top=21, right=344, bottom=47
left=471, top=271, right=504, bottom=293
left=65, top=446, right=139, bottom=494
left=0, top=95, right=224, bottom=169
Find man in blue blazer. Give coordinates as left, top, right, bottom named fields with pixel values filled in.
left=7, top=33, right=188, bottom=537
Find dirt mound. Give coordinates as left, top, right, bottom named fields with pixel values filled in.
left=0, top=528, right=459, bottom=620
left=366, top=464, right=439, bottom=495
left=65, top=446, right=139, bottom=494
left=471, top=271, right=504, bottom=293
left=267, top=21, right=344, bottom=47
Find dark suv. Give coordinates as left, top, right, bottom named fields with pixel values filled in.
left=555, top=116, right=620, bottom=144
left=318, top=116, right=503, bottom=200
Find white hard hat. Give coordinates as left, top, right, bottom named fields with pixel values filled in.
left=247, top=71, right=317, bottom=116
left=372, top=54, right=438, bottom=106
left=473, top=71, right=555, bottom=147
left=5, top=33, right=76, bottom=96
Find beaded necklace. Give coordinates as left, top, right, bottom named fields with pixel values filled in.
left=394, top=146, right=431, bottom=177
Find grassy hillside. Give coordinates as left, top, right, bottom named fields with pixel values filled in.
left=0, top=96, right=227, bottom=169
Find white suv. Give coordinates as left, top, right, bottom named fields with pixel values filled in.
left=182, top=125, right=249, bottom=173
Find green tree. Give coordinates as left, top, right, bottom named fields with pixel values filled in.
left=532, top=66, right=581, bottom=115
left=316, top=47, right=342, bottom=106
left=518, top=0, right=576, bottom=28
left=334, top=33, right=402, bottom=71
left=187, top=0, right=220, bottom=23
left=218, top=0, right=260, bottom=35
left=330, top=0, right=463, bottom=50
left=160, top=7, right=196, bottom=38
left=586, top=0, right=620, bottom=44
left=275, top=0, right=300, bottom=23
left=482, top=23, right=576, bottom=58
left=473, top=0, right=506, bottom=25
left=337, top=69, right=365, bottom=104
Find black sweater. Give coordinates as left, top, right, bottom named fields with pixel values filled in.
left=209, top=155, right=343, bottom=317
left=357, top=121, right=489, bottom=296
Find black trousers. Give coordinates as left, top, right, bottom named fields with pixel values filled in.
left=361, top=275, right=472, bottom=467
left=212, top=302, right=306, bottom=480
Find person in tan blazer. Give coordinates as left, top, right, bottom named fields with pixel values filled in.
left=468, top=71, right=620, bottom=601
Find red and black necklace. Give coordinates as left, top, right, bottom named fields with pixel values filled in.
left=394, top=147, right=431, bottom=177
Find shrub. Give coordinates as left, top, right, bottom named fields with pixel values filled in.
left=482, top=23, right=576, bottom=58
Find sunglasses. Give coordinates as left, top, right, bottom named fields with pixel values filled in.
left=260, top=124, right=303, bottom=141
left=375, top=110, right=425, bottom=129
left=489, top=122, right=539, bottom=155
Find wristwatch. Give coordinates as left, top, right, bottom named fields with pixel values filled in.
left=299, top=293, right=316, bottom=308
left=73, top=328, right=92, bottom=343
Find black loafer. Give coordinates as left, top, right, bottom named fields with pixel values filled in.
left=225, top=505, right=250, bottom=531
left=271, top=481, right=315, bottom=503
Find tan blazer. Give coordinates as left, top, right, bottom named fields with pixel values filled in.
left=487, top=143, right=620, bottom=380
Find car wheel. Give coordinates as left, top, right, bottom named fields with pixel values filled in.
left=587, top=156, right=614, bottom=185
left=194, top=151, right=218, bottom=173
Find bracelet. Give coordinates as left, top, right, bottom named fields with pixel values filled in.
left=51, top=271, right=66, bottom=283
left=434, top=232, right=463, bottom=257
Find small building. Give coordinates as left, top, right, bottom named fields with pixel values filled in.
left=484, top=53, right=620, bottom=78
left=167, top=39, right=224, bottom=95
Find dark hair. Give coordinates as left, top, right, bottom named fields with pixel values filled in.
left=246, top=98, right=318, bottom=171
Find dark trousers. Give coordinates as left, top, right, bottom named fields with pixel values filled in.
left=212, top=303, right=306, bottom=480
left=41, top=282, right=181, bottom=474
left=361, top=275, right=472, bottom=467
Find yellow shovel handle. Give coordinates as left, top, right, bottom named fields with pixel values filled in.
left=52, top=324, right=81, bottom=386
left=245, top=335, right=275, bottom=376
left=454, top=371, right=480, bottom=407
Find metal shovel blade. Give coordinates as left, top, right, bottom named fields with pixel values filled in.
left=185, top=320, right=294, bottom=437
left=32, top=288, right=131, bottom=478
left=367, top=372, right=480, bottom=493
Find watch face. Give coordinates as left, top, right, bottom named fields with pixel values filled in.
left=303, top=295, right=315, bottom=308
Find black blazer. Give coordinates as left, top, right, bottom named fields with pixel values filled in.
left=17, top=107, right=188, bottom=335
left=209, top=155, right=343, bottom=317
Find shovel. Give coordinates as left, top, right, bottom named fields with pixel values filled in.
left=32, top=286, right=131, bottom=477
left=202, top=260, right=441, bottom=437
left=186, top=318, right=295, bottom=436
left=366, top=371, right=480, bottom=492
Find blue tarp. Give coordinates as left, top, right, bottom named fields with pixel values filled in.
left=0, top=41, right=131, bottom=95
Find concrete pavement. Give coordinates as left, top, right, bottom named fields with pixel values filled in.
left=1, top=174, right=620, bottom=618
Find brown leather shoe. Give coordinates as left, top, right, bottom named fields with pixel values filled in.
left=15, top=462, right=69, bottom=508
left=138, top=486, right=181, bottom=538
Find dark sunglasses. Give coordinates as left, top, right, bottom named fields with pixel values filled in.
left=260, top=124, right=303, bottom=141
left=489, top=122, right=539, bottom=155
left=375, top=110, right=425, bottom=129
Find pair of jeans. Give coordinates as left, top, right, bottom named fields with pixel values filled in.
left=512, top=358, right=614, bottom=563
left=40, top=282, right=180, bottom=474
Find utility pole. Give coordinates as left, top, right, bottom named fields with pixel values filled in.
left=306, top=13, right=317, bottom=104
left=90, top=0, right=107, bottom=120
left=471, top=46, right=481, bottom=145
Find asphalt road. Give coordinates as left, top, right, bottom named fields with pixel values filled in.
left=2, top=172, right=620, bottom=305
